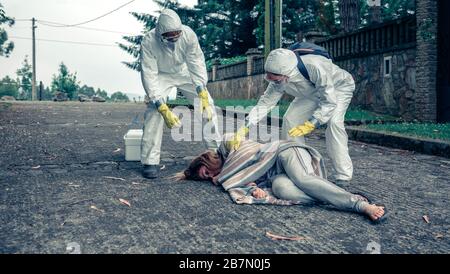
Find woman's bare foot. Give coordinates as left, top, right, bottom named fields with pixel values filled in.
left=363, top=204, right=386, bottom=221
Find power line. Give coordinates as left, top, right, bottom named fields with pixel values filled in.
left=9, top=36, right=118, bottom=47
left=44, top=0, right=136, bottom=28
left=36, top=20, right=138, bottom=35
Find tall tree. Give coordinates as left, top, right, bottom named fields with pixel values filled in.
left=110, top=91, right=130, bottom=102
left=382, top=0, right=415, bottom=21
left=338, top=0, right=361, bottom=32
left=95, top=88, right=108, bottom=100
left=16, top=55, right=32, bottom=100
left=119, top=0, right=259, bottom=71
left=317, top=0, right=339, bottom=35
left=51, top=63, right=79, bottom=100
left=0, top=76, right=18, bottom=98
left=78, top=84, right=96, bottom=97
left=255, top=0, right=336, bottom=47
left=0, top=3, right=14, bottom=57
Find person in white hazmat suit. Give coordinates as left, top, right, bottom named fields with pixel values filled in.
left=140, top=9, right=221, bottom=179
left=226, top=48, right=355, bottom=185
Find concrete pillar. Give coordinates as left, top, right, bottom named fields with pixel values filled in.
left=246, top=48, right=262, bottom=76
left=211, top=59, right=221, bottom=82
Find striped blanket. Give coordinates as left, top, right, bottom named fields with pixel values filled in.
left=216, top=135, right=327, bottom=205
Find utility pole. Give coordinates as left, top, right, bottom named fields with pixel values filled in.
left=31, top=18, right=37, bottom=101
left=264, top=0, right=282, bottom=58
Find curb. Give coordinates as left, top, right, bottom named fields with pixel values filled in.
left=167, top=103, right=450, bottom=159
left=346, top=127, right=450, bottom=158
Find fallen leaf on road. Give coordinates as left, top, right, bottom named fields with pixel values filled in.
left=90, top=205, right=105, bottom=213
left=160, top=165, right=166, bottom=170
left=423, top=215, right=430, bottom=224
left=265, top=231, right=305, bottom=241
left=435, top=233, right=444, bottom=239
left=103, top=176, right=126, bottom=181
left=119, top=198, right=131, bottom=207
left=113, top=148, right=121, bottom=153
left=31, top=165, right=41, bottom=169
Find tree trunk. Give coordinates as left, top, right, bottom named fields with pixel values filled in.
left=338, top=0, right=360, bottom=32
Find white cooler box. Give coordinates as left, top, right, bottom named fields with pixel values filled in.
left=124, top=129, right=143, bottom=161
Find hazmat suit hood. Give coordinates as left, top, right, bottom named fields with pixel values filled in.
left=156, top=9, right=182, bottom=36
left=264, top=48, right=299, bottom=78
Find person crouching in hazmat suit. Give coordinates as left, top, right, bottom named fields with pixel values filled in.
left=226, top=48, right=355, bottom=186
left=139, top=9, right=221, bottom=179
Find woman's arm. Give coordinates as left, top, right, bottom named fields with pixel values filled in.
left=246, top=182, right=267, bottom=199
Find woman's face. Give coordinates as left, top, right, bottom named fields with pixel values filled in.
left=183, top=150, right=223, bottom=182
left=197, top=165, right=221, bottom=181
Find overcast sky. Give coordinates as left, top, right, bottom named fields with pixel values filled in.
left=0, top=0, right=197, bottom=98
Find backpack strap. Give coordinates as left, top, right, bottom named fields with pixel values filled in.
left=293, top=51, right=313, bottom=85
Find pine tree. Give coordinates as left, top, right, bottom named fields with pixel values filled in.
left=382, top=0, right=415, bottom=21
left=119, top=0, right=259, bottom=71
left=0, top=76, right=18, bottom=98
left=51, top=63, right=79, bottom=100
left=338, top=0, right=360, bottom=33
left=16, top=56, right=32, bottom=100
left=0, top=3, right=14, bottom=57
left=317, top=0, right=340, bottom=35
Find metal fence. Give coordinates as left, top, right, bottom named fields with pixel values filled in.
left=319, top=16, right=416, bottom=61
left=208, top=15, right=417, bottom=81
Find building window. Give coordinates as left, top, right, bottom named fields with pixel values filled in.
left=384, top=56, right=392, bottom=77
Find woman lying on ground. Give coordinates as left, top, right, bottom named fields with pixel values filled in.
left=179, top=134, right=388, bottom=224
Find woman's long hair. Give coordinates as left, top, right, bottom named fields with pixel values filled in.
left=175, top=150, right=223, bottom=181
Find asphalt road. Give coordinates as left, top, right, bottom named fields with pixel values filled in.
left=0, top=101, right=449, bottom=253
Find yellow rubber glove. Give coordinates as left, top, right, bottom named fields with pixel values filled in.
left=288, top=121, right=316, bottom=137
left=198, top=89, right=213, bottom=121
left=157, top=103, right=181, bottom=129
left=225, top=126, right=249, bottom=151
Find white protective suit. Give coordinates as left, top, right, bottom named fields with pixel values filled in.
left=247, top=48, right=355, bottom=181
left=140, top=9, right=221, bottom=165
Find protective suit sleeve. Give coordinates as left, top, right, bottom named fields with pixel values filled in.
left=246, top=83, right=284, bottom=126
left=305, top=61, right=338, bottom=125
left=184, top=27, right=208, bottom=89
left=140, top=35, right=161, bottom=101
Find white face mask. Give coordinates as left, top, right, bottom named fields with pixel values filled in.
left=163, top=40, right=176, bottom=50
left=264, top=75, right=288, bottom=87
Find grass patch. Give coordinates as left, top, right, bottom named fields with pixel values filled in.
left=344, top=108, right=398, bottom=122
left=206, top=56, right=247, bottom=70
left=168, top=98, right=398, bottom=122
left=363, top=123, right=450, bottom=141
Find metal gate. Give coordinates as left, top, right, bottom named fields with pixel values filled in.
left=437, top=0, right=450, bottom=122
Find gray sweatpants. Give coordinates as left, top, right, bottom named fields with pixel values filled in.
left=271, top=148, right=366, bottom=213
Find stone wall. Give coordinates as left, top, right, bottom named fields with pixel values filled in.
left=207, top=74, right=267, bottom=100
left=206, top=16, right=422, bottom=120
left=207, top=47, right=416, bottom=120
left=336, top=48, right=416, bottom=119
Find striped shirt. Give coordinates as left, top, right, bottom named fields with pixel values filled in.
left=216, top=135, right=327, bottom=205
